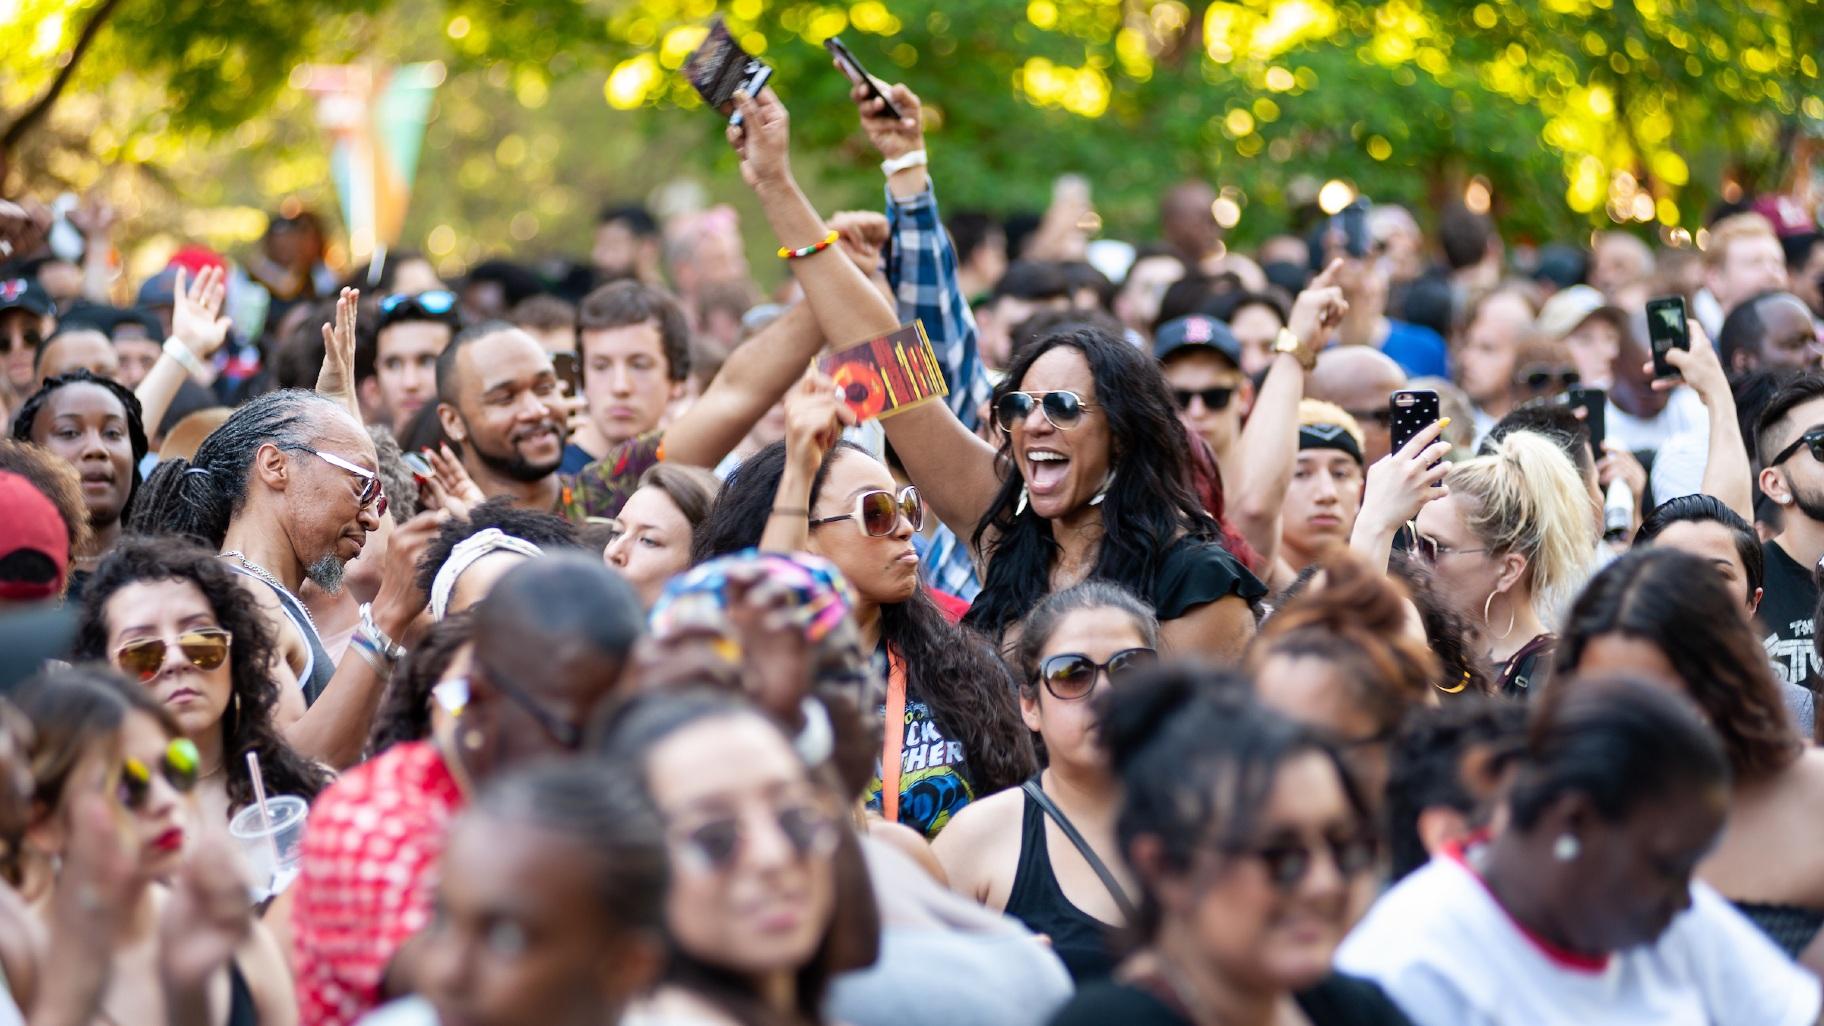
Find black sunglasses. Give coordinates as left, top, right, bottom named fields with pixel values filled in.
left=1518, top=366, right=1579, bottom=392
left=994, top=390, right=1098, bottom=432
left=1172, top=387, right=1235, bottom=412
left=1770, top=427, right=1824, bottom=468
left=668, top=801, right=841, bottom=875
left=118, top=737, right=201, bottom=811
left=378, top=289, right=458, bottom=328
left=1039, top=648, right=1157, bottom=700
left=1230, top=831, right=1379, bottom=891
left=0, top=328, right=42, bottom=355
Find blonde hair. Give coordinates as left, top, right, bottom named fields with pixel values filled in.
left=1704, top=212, right=1778, bottom=271
left=1445, top=429, right=1595, bottom=624
left=1298, top=399, right=1365, bottom=451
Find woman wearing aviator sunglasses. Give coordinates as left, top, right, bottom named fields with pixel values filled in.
left=11, top=667, right=297, bottom=1026
left=695, top=375, right=1035, bottom=841
left=75, top=538, right=330, bottom=832
left=934, top=582, right=1157, bottom=983
left=1052, top=668, right=1405, bottom=1026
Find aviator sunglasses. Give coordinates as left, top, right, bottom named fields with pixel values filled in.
left=113, top=628, right=233, bottom=682
left=994, top=390, right=1099, bottom=432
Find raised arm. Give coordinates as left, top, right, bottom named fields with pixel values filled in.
left=315, top=287, right=362, bottom=422
left=136, top=266, right=228, bottom=432
left=733, top=87, right=999, bottom=537
left=1659, top=321, right=1753, bottom=520
left=759, top=374, right=854, bottom=553
left=1349, top=418, right=1452, bottom=572
left=659, top=301, right=821, bottom=468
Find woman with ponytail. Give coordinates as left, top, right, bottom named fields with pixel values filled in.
left=1360, top=426, right=1596, bottom=698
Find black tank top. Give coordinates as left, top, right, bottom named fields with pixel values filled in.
left=228, top=959, right=259, bottom=1026
left=1002, top=786, right=1118, bottom=982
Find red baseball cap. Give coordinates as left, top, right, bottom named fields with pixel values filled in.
left=0, top=470, right=69, bottom=602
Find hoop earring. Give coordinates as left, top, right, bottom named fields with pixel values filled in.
left=1483, top=590, right=1516, bottom=641
left=1087, top=472, right=1115, bottom=507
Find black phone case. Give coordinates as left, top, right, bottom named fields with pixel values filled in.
left=1646, top=297, right=1689, bottom=379
left=825, top=37, right=901, bottom=119
left=1389, top=390, right=1440, bottom=457
left=1566, top=386, right=1606, bottom=453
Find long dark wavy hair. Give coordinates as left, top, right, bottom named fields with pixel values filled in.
left=1551, top=547, right=1802, bottom=784
left=964, top=326, right=1221, bottom=639
left=694, top=441, right=1036, bottom=795
left=73, top=538, right=330, bottom=808
left=127, top=388, right=346, bottom=547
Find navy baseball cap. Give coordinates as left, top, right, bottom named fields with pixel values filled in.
left=1154, top=314, right=1242, bottom=367
left=0, top=278, right=55, bottom=319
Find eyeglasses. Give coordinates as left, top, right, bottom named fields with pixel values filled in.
left=1229, top=831, right=1378, bottom=891
left=113, top=628, right=233, bottom=682
left=808, top=486, right=923, bottom=537
left=1405, top=521, right=1487, bottom=563
left=1517, top=366, right=1579, bottom=392
left=668, top=801, right=841, bottom=876
left=1172, top=387, right=1235, bottom=412
left=1769, top=427, right=1824, bottom=468
left=993, top=390, right=1099, bottom=432
left=303, top=448, right=388, bottom=517
left=0, top=328, right=42, bottom=355
left=1039, top=648, right=1157, bottom=700
left=118, top=737, right=201, bottom=811
left=378, top=289, right=458, bottom=328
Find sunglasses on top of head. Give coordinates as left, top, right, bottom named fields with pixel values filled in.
left=1770, top=427, right=1824, bottom=468
left=118, top=737, right=201, bottom=811
left=994, top=390, right=1099, bottom=433
left=378, top=289, right=458, bottom=326
left=809, top=486, right=923, bottom=537
left=1172, top=387, right=1235, bottom=412
left=113, top=628, right=233, bottom=682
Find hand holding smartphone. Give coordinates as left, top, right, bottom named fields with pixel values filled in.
left=1564, top=385, right=1607, bottom=454
left=1389, top=389, right=1441, bottom=457
left=825, top=36, right=901, bottom=120
left=683, top=16, right=774, bottom=129
left=1645, top=295, right=1690, bottom=380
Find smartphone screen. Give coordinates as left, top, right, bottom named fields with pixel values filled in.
left=1389, top=389, right=1441, bottom=458
left=1565, top=385, right=1607, bottom=454
left=1645, top=295, right=1690, bottom=379
left=401, top=451, right=433, bottom=480
left=824, top=36, right=902, bottom=120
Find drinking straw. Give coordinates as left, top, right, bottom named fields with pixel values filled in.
left=247, top=751, right=280, bottom=876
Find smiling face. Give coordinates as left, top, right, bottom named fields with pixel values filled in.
left=443, top=329, right=566, bottom=484
left=1281, top=451, right=1363, bottom=569
left=376, top=320, right=453, bottom=434
left=118, top=709, right=194, bottom=880
left=604, top=484, right=694, bottom=608
left=31, top=381, right=135, bottom=529
left=103, top=578, right=232, bottom=744
left=1023, top=606, right=1151, bottom=774
left=805, top=450, right=920, bottom=606
left=647, top=714, right=836, bottom=977
left=580, top=320, right=678, bottom=447
left=1009, top=346, right=1114, bottom=522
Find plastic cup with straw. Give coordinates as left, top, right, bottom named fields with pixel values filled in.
left=227, top=752, right=309, bottom=902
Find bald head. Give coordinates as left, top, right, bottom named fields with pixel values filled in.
left=1719, top=291, right=1819, bottom=375
left=1310, top=347, right=1408, bottom=462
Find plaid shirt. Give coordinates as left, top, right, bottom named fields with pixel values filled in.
left=885, top=183, right=990, bottom=603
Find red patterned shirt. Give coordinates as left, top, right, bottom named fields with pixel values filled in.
left=292, top=742, right=465, bottom=1026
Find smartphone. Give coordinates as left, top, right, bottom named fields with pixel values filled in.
left=401, top=451, right=433, bottom=481
left=683, top=16, right=774, bottom=128
left=1389, top=388, right=1441, bottom=458
left=1645, top=295, right=1690, bottom=379
left=1335, top=198, right=1372, bottom=259
left=824, top=36, right=902, bottom=120
left=552, top=352, right=583, bottom=396
left=1565, top=385, right=1607, bottom=454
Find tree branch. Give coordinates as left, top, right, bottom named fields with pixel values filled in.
left=1, top=0, right=126, bottom=153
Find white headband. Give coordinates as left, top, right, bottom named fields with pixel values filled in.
left=429, top=527, right=546, bottom=620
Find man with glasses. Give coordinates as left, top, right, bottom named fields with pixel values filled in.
left=0, top=276, right=56, bottom=404
left=293, top=554, right=644, bottom=1026
left=1753, top=374, right=1824, bottom=690
left=356, top=289, right=460, bottom=435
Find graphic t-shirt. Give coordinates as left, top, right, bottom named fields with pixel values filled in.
left=865, top=697, right=975, bottom=839
left=1759, top=539, right=1820, bottom=691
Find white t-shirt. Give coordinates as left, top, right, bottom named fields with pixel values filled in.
left=1337, top=845, right=1822, bottom=1026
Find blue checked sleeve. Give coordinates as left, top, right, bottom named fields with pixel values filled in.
left=884, top=184, right=993, bottom=431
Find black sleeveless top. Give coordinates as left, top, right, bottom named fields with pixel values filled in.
left=1734, top=900, right=1824, bottom=960
left=228, top=960, right=259, bottom=1026
left=1003, top=786, right=1119, bottom=982
left=226, top=563, right=334, bottom=706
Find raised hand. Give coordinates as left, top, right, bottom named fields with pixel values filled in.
left=728, top=88, right=793, bottom=191
left=1648, top=319, right=1727, bottom=401
left=1288, top=259, right=1349, bottom=349
left=1358, top=417, right=1453, bottom=536
left=850, top=79, right=924, bottom=160
left=828, top=210, right=891, bottom=273
left=171, top=265, right=232, bottom=359
left=423, top=444, right=485, bottom=518
left=783, top=371, right=856, bottom=471
left=317, top=287, right=360, bottom=416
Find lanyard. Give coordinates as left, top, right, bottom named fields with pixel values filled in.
left=881, top=649, right=907, bottom=822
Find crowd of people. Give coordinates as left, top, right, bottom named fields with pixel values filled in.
left=3, top=61, right=1824, bottom=1026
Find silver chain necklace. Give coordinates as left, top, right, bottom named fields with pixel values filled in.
left=220, top=550, right=318, bottom=635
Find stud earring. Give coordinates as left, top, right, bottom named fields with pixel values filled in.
left=1552, top=834, right=1580, bottom=862
left=462, top=727, right=485, bottom=752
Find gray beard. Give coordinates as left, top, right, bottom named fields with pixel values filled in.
left=305, top=553, right=346, bottom=595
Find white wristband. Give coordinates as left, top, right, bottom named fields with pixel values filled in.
left=162, top=336, right=208, bottom=379
left=881, top=149, right=928, bottom=176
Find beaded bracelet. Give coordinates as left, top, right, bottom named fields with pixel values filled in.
left=778, top=230, right=839, bottom=261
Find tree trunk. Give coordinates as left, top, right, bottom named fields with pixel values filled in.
left=0, top=0, right=126, bottom=189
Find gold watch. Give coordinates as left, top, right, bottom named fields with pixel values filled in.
left=1273, top=326, right=1316, bottom=371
